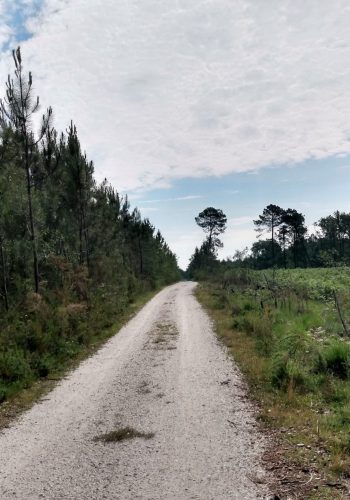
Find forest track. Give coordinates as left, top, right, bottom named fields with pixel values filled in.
left=0, top=282, right=269, bottom=499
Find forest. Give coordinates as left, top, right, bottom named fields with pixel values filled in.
left=187, top=204, right=350, bottom=278
left=0, top=48, right=180, bottom=401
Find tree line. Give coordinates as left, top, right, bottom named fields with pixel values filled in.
left=0, top=48, right=179, bottom=312
left=0, top=48, right=179, bottom=400
left=187, top=203, right=350, bottom=277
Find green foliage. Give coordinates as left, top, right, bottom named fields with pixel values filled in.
left=270, top=355, right=307, bottom=392
left=321, top=340, right=350, bottom=379
left=0, top=48, right=180, bottom=403
left=198, top=268, right=350, bottom=484
left=201, top=266, right=350, bottom=396
left=192, top=204, right=350, bottom=271
left=187, top=206, right=227, bottom=278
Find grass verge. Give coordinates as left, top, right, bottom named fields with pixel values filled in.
left=0, top=288, right=161, bottom=431
left=196, top=282, right=350, bottom=499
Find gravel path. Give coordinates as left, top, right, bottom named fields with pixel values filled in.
left=0, top=282, right=269, bottom=499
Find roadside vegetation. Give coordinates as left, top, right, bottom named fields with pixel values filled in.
left=196, top=269, right=350, bottom=497
left=189, top=206, right=350, bottom=497
left=0, top=48, right=180, bottom=405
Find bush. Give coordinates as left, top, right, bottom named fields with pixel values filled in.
left=0, top=349, right=32, bottom=383
left=29, top=354, right=51, bottom=378
left=321, top=340, right=350, bottom=379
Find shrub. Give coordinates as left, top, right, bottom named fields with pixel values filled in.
left=321, top=340, right=350, bottom=379
left=29, top=354, right=51, bottom=378
left=0, top=349, right=32, bottom=383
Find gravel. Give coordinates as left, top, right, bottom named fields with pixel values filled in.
left=0, top=282, right=269, bottom=499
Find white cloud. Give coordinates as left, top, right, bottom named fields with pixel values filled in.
left=1, top=1, right=350, bottom=192
left=219, top=227, right=256, bottom=262
left=140, top=195, right=202, bottom=204
left=228, top=216, right=256, bottom=226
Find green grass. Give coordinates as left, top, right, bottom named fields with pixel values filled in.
left=196, top=269, right=350, bottom=498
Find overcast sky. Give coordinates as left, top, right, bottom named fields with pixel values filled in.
left=1, top=1, right=350, bottom=268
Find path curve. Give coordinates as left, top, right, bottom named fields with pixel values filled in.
left=0, top=282, right=269, bottom=499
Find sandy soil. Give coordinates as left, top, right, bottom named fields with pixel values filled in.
left=0, top=282, right=269, bottom=499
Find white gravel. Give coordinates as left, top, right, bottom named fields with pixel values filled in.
left=0, top=282, right=269, bottom=499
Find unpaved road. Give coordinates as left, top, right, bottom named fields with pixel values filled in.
left=0, top=282, right=269, bottom=499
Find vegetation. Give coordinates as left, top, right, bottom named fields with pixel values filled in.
left=198, top=267, right=350, bottom=495
left=189, top=203, right=350, bottom=275
left=187, top=207, right=227, bottom=278
left=188, top=205, right=350, bottom=495
left=0, top=48, right=180, bottom=403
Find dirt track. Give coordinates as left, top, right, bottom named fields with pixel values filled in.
left=0, top=282, right=269, bottom=499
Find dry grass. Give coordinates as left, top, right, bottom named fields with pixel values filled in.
left=94, top=426, right=154, bottom=443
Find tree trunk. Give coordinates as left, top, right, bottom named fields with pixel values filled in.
left=282, top=234, right=287, bottom=269
left=25, top=151, right=39, bottom=293
left=138, top=236, right=143, bottom=274
left=79, top=211, right=83, bottom=265
left=0, top=240, right=9, bottom=311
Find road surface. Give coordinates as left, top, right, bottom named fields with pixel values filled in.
left=0, top=282, right=269, bottom=499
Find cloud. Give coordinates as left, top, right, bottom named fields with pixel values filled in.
left=0, top=0, right=43, bottom=49
left=140, top=195, right=202, bottom=204
left=219, top=227, right=256, bottom=261
left=228, top=216, right=256, bottom=226
left=138, top=206, right=158, bottom=213
left=1, top=1, right=350, bottom=191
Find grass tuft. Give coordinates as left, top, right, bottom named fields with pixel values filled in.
left=94, top=426, right=154, bottom=443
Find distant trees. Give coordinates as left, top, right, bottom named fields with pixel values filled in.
left=245, top=206, right=350, bottom=269
left=187, top=207, right=227, bottom=277
left=282, top=209, right=308, bottom=267
left=252, top=205, right=308, bottom=268
left=254, top=204, right=284, bottom=264
left=195, top=207, right=227, bottom=252
left=187, top=203, right=350, bottom=276
left=315, top=211, right=350, bottom=264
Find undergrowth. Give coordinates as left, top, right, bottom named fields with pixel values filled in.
left=197, top=269, right=350, bottom=498
left=0, top=281, right=160, bottom=408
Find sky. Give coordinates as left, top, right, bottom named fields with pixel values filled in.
left=1, top=1, right=350, bottom=268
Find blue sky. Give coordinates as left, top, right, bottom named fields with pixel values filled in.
left=134, top=155, right=350, bottom=268
left=1, top=1, right=350, bottom=268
